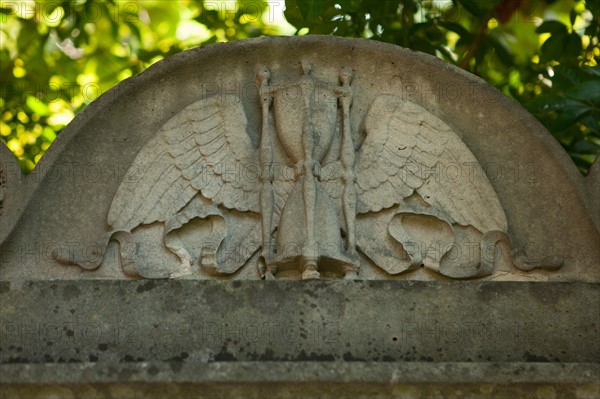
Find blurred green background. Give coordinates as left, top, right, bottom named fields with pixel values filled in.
left=1, top=0, right=598, bottom=173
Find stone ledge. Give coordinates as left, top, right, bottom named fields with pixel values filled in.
left=1, top=361, right=598, bottom=384
left=1, top=362, right=598, bottom=399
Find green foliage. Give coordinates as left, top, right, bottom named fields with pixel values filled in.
left=0, top=0, right=598, bottom=173
left=285, top=0, right=599, bottom=173
left=0, top=0, right=285, bottom=171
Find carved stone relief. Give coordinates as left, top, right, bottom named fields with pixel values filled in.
left=50, top=62, right=563, bottom=280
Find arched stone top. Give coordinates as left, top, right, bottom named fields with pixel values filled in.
left=0, top=36, right=597, bottom=282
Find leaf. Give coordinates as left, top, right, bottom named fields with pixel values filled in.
left=586, top=0, right=600, bottom=16
left=297, top=0, right=336, bottom=23
left=438, top=21, right=472, bottom=39
left=540, top=32, right=567, bottom=63
left=283, top=0, right=305, bottom=27
left=535, top=20, right=568, bottom=35
left=580, top=114, right=600, bottom=134
left=572, top=140, right=600, bottom=154
left=26, top=96, right=49, bottom=116
left=583, top=66, right=600, bottom=77
left=563, top=32, right=582, bottom=62
left=488, top=34, right=513, bottom=66
left=565, top=81, right=600, bottom=102
left=552, top=106, right=590, bottom=131
left=554, top=65, right=587, bottom=86
left=411, top=36, right=436, bottom=55
left=456, top=0, right=501, bottom=17
left=126, top=21, right=142, bottom=42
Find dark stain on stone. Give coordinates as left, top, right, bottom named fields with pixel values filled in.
left=136, top=281, right=157, bottom=293
left=98, top=343, right=108, bottom=351
left=214, top=346, right=237, bottom=361
left=294, top=350, right=335, bottom=361
left=62, top=284, right=81, bottom=300
left=343, top=352, right=364, bottom=361
left=232, top=281, right=242, bottom=288
left=168, top=353, right=188, bottom=362
left=123, top=355, right=135, bottom=362
left=6, top=356, right=29, bottom=363
left=420, top=355, right=434, bottom=362
left=70, top=309, right=76, bottom=314
left=256, top=348, right=275, bottom=361
left=0, top=282, right=9, bottom=294
left=524, top=351, right=549, bottom=362
left=89, top=354, right=99, bottom=362
left=65, top=329, right=74, bottom=337
left=382, top=355, right=395, bottom=361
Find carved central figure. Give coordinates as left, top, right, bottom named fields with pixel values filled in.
left=260, top=62, right=358, bottom=279
left=56, top=62, right=561, bottom=280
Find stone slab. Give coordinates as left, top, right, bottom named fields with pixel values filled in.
left=1, top=281, right=597, bottom=365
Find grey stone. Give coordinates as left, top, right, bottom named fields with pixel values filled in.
left=0, top=280, right=598, bottom=364
left=0, top=280, right=598, bottom=396
left=0, top=36, right=598, bottom=393
left=0, top=36, right=598, bottom=282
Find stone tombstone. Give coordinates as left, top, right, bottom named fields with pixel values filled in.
left=1, top=37, right=598, bottom=397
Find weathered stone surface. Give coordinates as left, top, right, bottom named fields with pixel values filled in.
left=0, top=280, right=598, bottom=395
left=0, top=143, right=23, bottom=245
left=0, top=36, right=598, bottom=392
left=0, top=281, right=597, bottom=363
left=0, top=36, right=598, bottom=282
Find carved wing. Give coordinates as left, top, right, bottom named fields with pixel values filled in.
left=355, top=95, right=507, bottom=233
left=108, top=95, right=260, bottom=231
